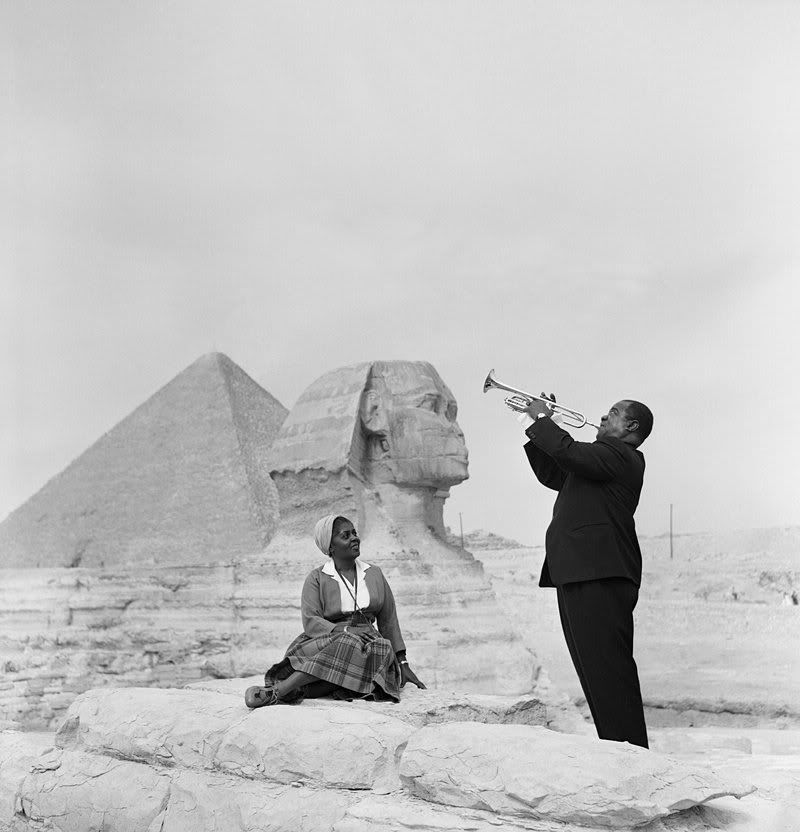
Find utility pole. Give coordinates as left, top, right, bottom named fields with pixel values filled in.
left=669, top=503, right=674, bottom=560
left=459, top=513, right=464, bottom=550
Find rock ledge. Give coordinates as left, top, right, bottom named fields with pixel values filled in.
left=1, top=685, right=754, bottom=832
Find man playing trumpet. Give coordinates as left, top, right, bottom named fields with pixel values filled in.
left=523, top=395, right=653, bottom=749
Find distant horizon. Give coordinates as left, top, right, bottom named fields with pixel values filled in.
left=449, top=522, right=800, bottom=547
left=2, top=344, right=798, bottom=545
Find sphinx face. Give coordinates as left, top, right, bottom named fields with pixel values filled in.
left=360, top=361, right=469, bottom=488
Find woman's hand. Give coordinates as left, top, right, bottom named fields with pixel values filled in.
left=344, top=623, right=375, bottom=645
left=400, top=664, right=426, bottom=689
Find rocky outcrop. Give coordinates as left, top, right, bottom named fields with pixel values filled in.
left=1, top=686, right=754, bottom=832
left=0, top=731, right=53, bottom=824
left=399, top=722, right=752, bottom=827
left=187, top=676, right=590, bottom=734
left=0, top=561, right=309, bottom=730
left=0, top=352, right=288, bottom=568
left=0, top=544, right=554, bottom=731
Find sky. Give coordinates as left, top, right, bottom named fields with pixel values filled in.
left=3, top=1, right=799, bottom=546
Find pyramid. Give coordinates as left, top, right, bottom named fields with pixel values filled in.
left=0, top=353, right=288, bottom=568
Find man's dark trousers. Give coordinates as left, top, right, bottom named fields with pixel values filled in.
left=556, top=576, right=648, bottom=748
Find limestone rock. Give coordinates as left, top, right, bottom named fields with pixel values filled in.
left=16, top=747, right=171, bottom=832
left=0, top=731, right=54, bottom=824
left=0, top=352, right=288, bottom=568
left=0, top=559, right=320, bottom=730
left=0, top=551, right=553, bottom=730
left=55, top=688, right=247, bottom=769
left=332, top=793, right=555, bottom=832
left=159, top=770, right=354, bottom=832
left=56, top=687, right=414, bottom=792
left=11, top=743, right=355, bottom=832
left=399, top=722, right=755, bottom=827
left=217, top=707, right=410, bottom=792
left=650, top=729, right=754, bottom=756
left=187, top=676, right=588, bottom=733
left=1, top=691, right=768, bottom=832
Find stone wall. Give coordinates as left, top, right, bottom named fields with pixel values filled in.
left=0, top=544, right=539, bottom=730
left=0, top=559, right=302, bottom=730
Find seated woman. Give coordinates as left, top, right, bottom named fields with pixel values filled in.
left=245, top=514, right=425, bottom=707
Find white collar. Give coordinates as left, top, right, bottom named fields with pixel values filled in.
left=321, top=559, right=371, bottom=579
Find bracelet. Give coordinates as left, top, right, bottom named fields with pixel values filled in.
left=399, top=660, right=409, bottom=665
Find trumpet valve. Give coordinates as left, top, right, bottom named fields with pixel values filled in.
left=503, top=395, right=532, bottom=413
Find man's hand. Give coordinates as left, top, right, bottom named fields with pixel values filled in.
left=524, top=392, right=556, bottom=421
left=400, top=664, right=427, bottom=689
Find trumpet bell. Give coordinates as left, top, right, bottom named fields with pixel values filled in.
left=482, top=368, right=599, bottom=430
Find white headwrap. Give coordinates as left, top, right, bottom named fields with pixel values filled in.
left=313, top=514, right=343, bottom=555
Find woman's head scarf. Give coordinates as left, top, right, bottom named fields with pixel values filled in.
left=314, top=514, right=345, bottom=555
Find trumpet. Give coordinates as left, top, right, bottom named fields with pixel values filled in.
left=483, top=369, right=599, bottom=430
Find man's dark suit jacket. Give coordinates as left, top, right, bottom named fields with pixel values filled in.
left=524, top=416, right=645, bottom=588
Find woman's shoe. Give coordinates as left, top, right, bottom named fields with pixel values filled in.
left=245, top=682, right=305, bottom=708
left=245, top=684, right=279, bottom=709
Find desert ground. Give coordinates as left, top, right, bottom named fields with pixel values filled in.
left=463, top=525, right=800, bottom=830
left=467, top=526, right=800, bottom=720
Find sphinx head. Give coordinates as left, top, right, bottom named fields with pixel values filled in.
left=359, top=361, right=468, bottom=488
left=267, top=360, right=468, bottom=538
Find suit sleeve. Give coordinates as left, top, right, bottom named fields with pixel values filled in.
left=526, top=417, right=628, bottom=482
left=523, top=435, right=567, bottom=491
left=375, top=569, right=406, bottom=655
left=300, top=570, right=337, bottom=638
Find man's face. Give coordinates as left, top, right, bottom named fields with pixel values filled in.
left=596, top=401, right=633, bottom=441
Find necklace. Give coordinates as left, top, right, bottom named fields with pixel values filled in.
left=335, top=566, right=363, bottom=614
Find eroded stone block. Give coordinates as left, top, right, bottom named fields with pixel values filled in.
left=399, top=722, right=755, bottom=828
left=16, top=748, right=170, bottom=832
left=186, top=676, right=587, bottom=734
left=55, top=687, right=413, bottom=792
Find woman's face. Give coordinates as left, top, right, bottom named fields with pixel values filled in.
left=329, top=518, right=360, bottom=560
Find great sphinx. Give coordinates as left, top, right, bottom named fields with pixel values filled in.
left=268, top=360, right=467, bottom=543
left=264, top=360, right=540, bottom=694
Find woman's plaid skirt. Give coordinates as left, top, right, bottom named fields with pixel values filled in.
left=265, top=629, right=401, bottom=702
